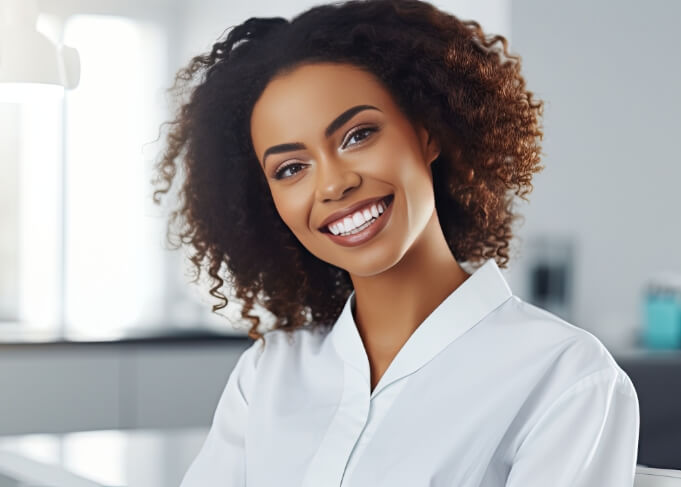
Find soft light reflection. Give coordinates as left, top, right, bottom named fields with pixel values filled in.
left=63, top=431, right=126, bottom=485
left=0, top=428, right=209, bottom=486
left=1, top=435, right=61, bottom=464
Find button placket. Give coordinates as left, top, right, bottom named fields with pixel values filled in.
left=301, top=363, right=370, bottom=487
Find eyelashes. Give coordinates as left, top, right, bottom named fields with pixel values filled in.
left=273, top=125, right=379, bottom=180
left=342, top=125, right=378, bottom=149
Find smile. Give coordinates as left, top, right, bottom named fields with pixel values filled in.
left=321, top=194, right=394, bottom=247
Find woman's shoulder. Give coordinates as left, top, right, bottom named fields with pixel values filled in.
left=486, top=295, right=637, bottom=399
left=474, top=296, right=640, bottom=448
left=494, top=296, right=618, bottom=360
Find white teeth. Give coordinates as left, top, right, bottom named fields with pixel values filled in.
left=326, top=196, right=391, bottom=235
left=343, top=216, right=353, bottom=231
left=342, top=218, right=374, bottom=235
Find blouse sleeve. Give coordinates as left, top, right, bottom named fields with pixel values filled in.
left=506, top=367, right=640, bottom=487
left=179, top=339, right=263, bottom=487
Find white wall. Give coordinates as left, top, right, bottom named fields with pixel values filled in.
left=506, top=0, right=681, bottom=349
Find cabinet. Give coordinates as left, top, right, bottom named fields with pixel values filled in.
left=0, top=338, right=250, bottom=435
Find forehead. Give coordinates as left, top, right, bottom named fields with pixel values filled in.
left=250, top=63, right=399, bottom=155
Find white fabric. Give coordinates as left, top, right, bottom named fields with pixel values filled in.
left=180, top=259, right=640, bottom=487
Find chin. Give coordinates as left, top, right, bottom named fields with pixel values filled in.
left=340, top=250, right=405, bottom=278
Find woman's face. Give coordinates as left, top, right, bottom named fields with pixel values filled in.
left=250, top=62, right=440, bottom=277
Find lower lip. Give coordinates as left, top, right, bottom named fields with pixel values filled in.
left=322, top=196, right=394, bottom=248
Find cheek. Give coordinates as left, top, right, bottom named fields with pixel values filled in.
left=376, top=154, right=426, bottom=196
left=272, top=191, right=310, bottom=233
left=362, top=144, right=406, bottom=185
left=377, top=133, right=424, bottom=178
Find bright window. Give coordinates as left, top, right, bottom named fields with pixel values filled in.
left=62, top=15, right=169, bottom=337
left=0, top=14, right=222, bottom=338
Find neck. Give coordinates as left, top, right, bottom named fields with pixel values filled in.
left=349, top=209, right=471, bottom=356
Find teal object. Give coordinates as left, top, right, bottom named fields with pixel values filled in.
left=643, top=291, right=681, bottom=349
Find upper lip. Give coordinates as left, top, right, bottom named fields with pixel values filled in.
left=318, top=194, right=391, bottom=231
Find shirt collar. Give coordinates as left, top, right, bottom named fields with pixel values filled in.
left=330, top=258, right=513, bottom=397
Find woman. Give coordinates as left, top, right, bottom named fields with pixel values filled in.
left=152, top=0, right=640, bottom=485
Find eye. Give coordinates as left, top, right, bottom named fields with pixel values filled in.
left=274, top=162, right=306, bottom=180
left=272, top=125, right=379, bottom=181
left=342, top=126, right=378, bottom=149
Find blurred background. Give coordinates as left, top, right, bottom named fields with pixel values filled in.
left=1, top=0, right=679, bottom=485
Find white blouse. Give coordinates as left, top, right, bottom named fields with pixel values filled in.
left=180, top=258, right=640, bottom=487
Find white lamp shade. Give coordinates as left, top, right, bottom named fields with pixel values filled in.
left=0, top=0, right=80, bottom=89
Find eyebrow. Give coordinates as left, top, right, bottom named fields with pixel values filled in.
left=261, top=104, right=381, bottom=169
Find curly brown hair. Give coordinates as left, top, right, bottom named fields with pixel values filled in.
left=151, top=0, right=544, bottom=345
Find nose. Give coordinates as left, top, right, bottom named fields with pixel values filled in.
left=314, top=155, right=361, bottom=203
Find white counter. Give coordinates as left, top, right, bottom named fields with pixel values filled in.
left=0, top=427, right=208, bottom=487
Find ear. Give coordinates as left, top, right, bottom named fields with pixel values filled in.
left=417, top=124, right=441, bottom=167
